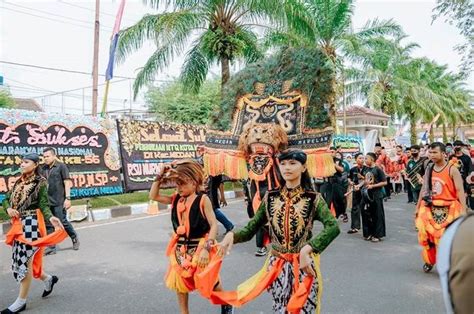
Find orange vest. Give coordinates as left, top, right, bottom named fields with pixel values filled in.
left=431, top=164, right=457, bottom=202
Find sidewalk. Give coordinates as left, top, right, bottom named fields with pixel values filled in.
left=1, top=190, right=245, bottom=236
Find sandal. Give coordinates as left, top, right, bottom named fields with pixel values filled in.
left=342, top=214, right=349, bottom=223
left=371, top=237, right=381, bottom=243
left=347, top=228, right=359, bottom=234
left=364, top=236, right=373, bottom=241
left=423, top=263, right=433, bottom=273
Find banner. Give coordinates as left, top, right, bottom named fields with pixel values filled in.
left=117, top=119, right=206, bottom=191
left=332, top=135, right=364, bottom=155
left=0, top=109, right=123, bottom=203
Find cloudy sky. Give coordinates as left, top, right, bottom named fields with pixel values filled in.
left=0, top=0, right=471, bottom=116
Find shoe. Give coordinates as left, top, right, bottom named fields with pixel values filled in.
left=1, top=304, right=26, bottom=314
left=342, top=214, right=349, bottom=223
left=44, top=247, right=57, bottom=256
left=255, top=247, right=267, bottom=257
left=347, top=228, right=359, bottom=234
left=423, top=263, right=433, bottom=273
left=72, top=238, right=80, bottom=251
left=364, top=236, right=373, bottom=241
left=371, top=237, right=381, bottom=243
left=221, top=304, right=234, bottom=314
left=42, top=275, right=59, bottom=298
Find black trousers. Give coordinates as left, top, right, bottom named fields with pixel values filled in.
left=321, top=182, right=346, bottom=217
left=405, top=179, right=414, bottom=202
left=385, top=178, right=392, bottom=198
left=46, top=205, right=77, bottom=240
left=362, top=197, right=386, bottom=238
left=351, top=192, right=363, bottom=230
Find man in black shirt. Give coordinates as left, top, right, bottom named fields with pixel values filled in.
left=42, top=147, right=79, bottom=254
left=362, top=153, right=387, bottom=242
left=449, top=140, right=473, bottom=208
left=347, top=153, right=366, bottom=234
left=321, top=147, right=347, bottom=222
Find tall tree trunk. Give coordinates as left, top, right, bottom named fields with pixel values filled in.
left=442, top=123, right=448, bottom=143
left=409, top=112, right=417, bottom=145
left=221, top=57, right=230, bottom=96
left=452, top=121, right=456, bottom=141
left=429, top=126, right=434, bottom=143
left=328, top=75, right=337, bottom=130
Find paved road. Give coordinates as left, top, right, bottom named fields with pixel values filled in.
left=0, top=194, right=444, bottom=313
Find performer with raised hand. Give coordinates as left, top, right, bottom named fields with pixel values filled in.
left=215, top=149, right=340, bottom=313
left=149, top=159, right=233, bottom=314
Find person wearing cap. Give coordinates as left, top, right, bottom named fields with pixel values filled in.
left=2, top=153, right=66, bottom=314
left=448, top=140, right=473, bottom=209
left=41, top=147, right=79, bottom=255
left=216, top=149, right=340, bottom=313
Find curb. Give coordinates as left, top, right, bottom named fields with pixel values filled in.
left=1, top=190, right=245, bottom=235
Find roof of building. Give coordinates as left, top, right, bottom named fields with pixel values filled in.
left=13, top=98, right=44, bottom=112
left=337, top=105, right=390, bottom=119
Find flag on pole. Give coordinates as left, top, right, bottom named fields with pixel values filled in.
left=101, top=0, right=126, bottom=117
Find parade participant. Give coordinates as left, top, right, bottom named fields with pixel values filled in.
left=416, top=142, right=466, bottom=273
left=321, top=147, right=347, bottom=222
left=149, top=159, right=232, bottom=314
left=213, top=149, right=340, bottom=313
left=207, top=175, right=234, bottom=233
left=404, top=149, right=414, bottom=202
left=362, top=153, right=387, bottom=242
left=449, top=140, right=473, bottom=209
left=347, top=153, right=366, bottom=234
left=2, top=153, right=66, bottom=314
left=41, top=147, right=79, bottom=255
left=374, top=143, right=392, bottom=201
left=406, top=145, right=428, bottom=205
left=445, top=143, right=454, bottom=158
left=392, top=145, right=407, bottom=194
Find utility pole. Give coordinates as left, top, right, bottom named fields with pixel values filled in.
left=92, top=0, right=100, bottom=116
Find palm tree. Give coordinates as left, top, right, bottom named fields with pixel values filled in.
left=344, top=35, right=418, bottom=116
left=263, top=0, right=402, bottom=128
left=116, top=0, right=295, bottom=97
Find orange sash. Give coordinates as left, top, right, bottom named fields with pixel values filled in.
left=5, top=209, right=67, bottom=279
left=196, top=252, right=321, bottom=314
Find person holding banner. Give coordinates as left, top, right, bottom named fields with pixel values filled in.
left=148, top=159, right=233, bottom=314
left=216, top=149, right=340, bottom=313
left=2, top=153, right=66, bottom=314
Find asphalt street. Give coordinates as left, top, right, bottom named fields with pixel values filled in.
left=0, top=193, right=444, bottom=313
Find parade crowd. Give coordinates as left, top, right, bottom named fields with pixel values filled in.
left=1, top=140, right=474, bottom=314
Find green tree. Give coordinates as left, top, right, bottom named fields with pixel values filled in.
left=0, top=90, right=15, bottom=108
left=146, top=80, right=219, bottom=124
left=263, top=0, right=402, bottom=128
left=345, top=36, right=418, bottom=116
left=116, top=0, right=296, bottom=97
left=433, top=0, right=473, bottom=74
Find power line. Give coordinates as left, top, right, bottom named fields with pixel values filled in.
left=0, top=60, right=174, bottom=83
left=57, top=0, right=137, bottom=24
left=1, top=6, right=111, bottom=33
left=6, top=78, right=55, bottom=93
left=0, top=60, right=132, bottom=79
left=3, top=2, right=114, bottom=31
